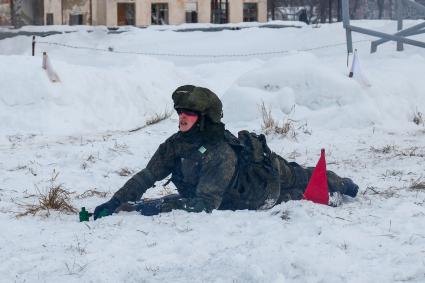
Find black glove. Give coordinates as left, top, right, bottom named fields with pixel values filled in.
left=94, top=197, right=121, bottom=220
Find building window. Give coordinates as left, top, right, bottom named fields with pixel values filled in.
left=151, top=3, right=169, bottom=25
left=243, top=3, right=257, bottom=22
left=46, top=13, right=54, bottom=25
left=117, top=3, right=135, bottom=25
left=69, top=14, right=83, bottom=25
left=211, top=0, right=228, bottom=24
left=185, top=2, right=198, bottom=23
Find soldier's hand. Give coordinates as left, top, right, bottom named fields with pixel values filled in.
left=93, top=197, right=121, bottom=220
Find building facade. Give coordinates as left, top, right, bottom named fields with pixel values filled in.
left=40, top=0, right=266, bottom=27
left=44, top=0, right=92, bottom=25
left=0, top=0, right=44, bottom=26
left=0, top=0, right=12, bottom=26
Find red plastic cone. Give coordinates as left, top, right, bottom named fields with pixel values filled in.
left=303, top=149, right=329, bottom=205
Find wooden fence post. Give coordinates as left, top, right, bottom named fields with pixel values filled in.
left=32, top=36, right=35, bottom=56
left=42, top=52, right=60, bottom=83
left=42, top=52, right=47, bottom=69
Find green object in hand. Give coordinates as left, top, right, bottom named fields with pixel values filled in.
left=79, top=207, right=90, bottom=222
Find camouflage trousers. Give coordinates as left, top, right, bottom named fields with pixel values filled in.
left=275, top=155, right=347, bottom=203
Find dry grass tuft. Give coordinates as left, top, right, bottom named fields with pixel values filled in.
left=16, top=185, right=77, bottom=217
left=64, top=259, right=89, bottom=276
left=413, top=111, right=423, bottom=126
left=116, top=167, right=133, bottom=177
left=146, top=109, right=173, bottom=126
left=260, top=102, right=276, bottom=130
left=363, top=186, right=399, bottom=198
left=260, top=102, right=310, bottom=138
left=370, top=145, right=397, bottom=154
left=16, top=171, right=77, bottom=217
left=409, top=177, right=425, bottom=192
left=370, top=145, right=425, bottom=158
left=76, top=188, right=108, bottom=199
left=129, top=109, right=173, bottom=132
left=81, top=154, right=97, bottom=170
left=382, top=169, right=403, bottom=178
left=397, top=146, right=425, bottom=158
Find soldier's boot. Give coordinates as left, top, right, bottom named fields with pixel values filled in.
left=275, top=156, right=358, bottom=203
left=326, top=171, right=358, bottom=198
left=340, top=178, right=359, bottom=197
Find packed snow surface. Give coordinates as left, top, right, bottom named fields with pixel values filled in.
left=0, top=21, right=424, bottom=282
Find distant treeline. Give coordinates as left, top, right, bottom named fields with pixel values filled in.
left=268, top=0, right=425, bottom=23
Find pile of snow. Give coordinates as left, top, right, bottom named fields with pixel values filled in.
left=223, top=51, right=425, bottom=130
left=0, top=54, right=180, bottom=138
left=1, top=20, right=424, bottom=139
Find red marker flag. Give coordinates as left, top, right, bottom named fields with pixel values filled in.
left=303, top=149, right=329, bottom=205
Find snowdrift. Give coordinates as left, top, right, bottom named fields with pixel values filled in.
left=1, top=21, right=424, bottom=139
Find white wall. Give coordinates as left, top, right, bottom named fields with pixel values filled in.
left=44, top=0, right=62, bottom=25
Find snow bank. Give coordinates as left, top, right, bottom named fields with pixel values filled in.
left=0, top=54, right=183, bottom=137
left=1, top=20, right=424, bottom=139
left=223, top=51, right=425, bottom=130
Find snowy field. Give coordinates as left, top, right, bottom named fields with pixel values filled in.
left=0, top=20, right=424, bottom=282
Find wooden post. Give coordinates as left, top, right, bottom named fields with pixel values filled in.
left=42, top=52, right=60, bottom=83
left=42, top=52, right=47, bottom=69
left=32, top=36, right=36, bottom=56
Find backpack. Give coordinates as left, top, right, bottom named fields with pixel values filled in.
left=228, top=130, right=281, bottom=210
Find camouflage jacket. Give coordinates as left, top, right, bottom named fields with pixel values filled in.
left=113, top=123, right=242, bottom=213
left=111, top=122, right=356, bottom=213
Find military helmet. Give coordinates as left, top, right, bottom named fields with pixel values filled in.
left=172, top=85, right=223, bottom=123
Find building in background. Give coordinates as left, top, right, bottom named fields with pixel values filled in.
left=44, top=0, right=267, bottom=26
left=0, top=0, right=44, bottom=27
left=0, top=0, right=12, bottom=26
left=92, top=0, right=267, bottom=26
left=44, top=0, right=92, bottom=25
left=0, top=0, right=267, bottom=27
left=2, top=0, right=425, bottom=27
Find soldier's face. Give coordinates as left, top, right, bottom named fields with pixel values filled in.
left=178, top=110, right=198, bottom=132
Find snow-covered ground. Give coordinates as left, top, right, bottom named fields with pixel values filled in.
left=0, top=21, right=424, bottom=282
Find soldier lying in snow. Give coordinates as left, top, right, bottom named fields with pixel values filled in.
left=94, top=85, right=358, bottom=219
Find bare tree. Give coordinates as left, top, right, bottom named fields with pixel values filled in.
left=388, top=0, right=393, bottom=19
left=11, top=0, right=24, bottom=28
left=319, top=0, right=327, bottom=22
left=306, top=0, right=316, bottom=22
left=349, top=0, right=361, bottom=19
left=377, top=0, right=385, bottom=19
left=329, top=0, right=332, bottom=23
left=337, top=0, right=342, bottom=21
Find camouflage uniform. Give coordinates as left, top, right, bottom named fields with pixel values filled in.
left=96, top=85, right=358, bottom=218
left=275, top=156, right=357, bottom=203
left=114, top=122, right=239, bottom=212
